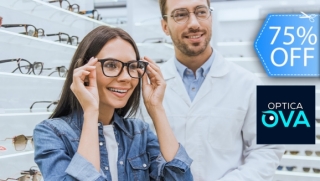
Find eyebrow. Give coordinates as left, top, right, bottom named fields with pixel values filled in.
left=170, top=5, right=208, bottom=14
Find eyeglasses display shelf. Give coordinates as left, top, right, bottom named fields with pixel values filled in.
left=1, top=0, right=113, bottom=29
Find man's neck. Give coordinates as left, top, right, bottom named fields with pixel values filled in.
left=175, top=46, right=213, bottom=73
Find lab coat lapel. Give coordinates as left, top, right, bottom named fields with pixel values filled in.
left=191, top=50, right=229, bottom=105
left=161, top=58, right=192, bottom=107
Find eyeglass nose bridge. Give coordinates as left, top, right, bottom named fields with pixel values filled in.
left=117, top=62, right=134, bottom=78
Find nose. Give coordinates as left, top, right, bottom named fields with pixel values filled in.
left=117, top=66, right=131, bottom=82
left=187, top=13, right=200, bottom=30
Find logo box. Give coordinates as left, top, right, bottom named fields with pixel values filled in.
left=257, top=85, right=315, bottom=144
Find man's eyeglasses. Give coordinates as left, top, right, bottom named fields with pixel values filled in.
left=78, top=10, right=102, bottom=20
left=0, top=58, right=43, bottom=75
left=1, top=135, right=33, bottom=151
left=46, top=32, right=79, bottom=45
left=98, top=59, right=148, bottom=79
left=163, top=6, right=213, bottom=24
left=43, top=66, right=68, bottom=77
left=1, top=24, right=45, bottom=38
left=30, top=100, right=59, bottom=112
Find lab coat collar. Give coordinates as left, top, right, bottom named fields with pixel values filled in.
left=162, top=49, right=229, bottom=80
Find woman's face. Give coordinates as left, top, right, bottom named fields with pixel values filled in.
left=95, top=38, right=139, bottom=110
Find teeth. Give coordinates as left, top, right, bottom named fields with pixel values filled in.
left=189, top=35, right=200, bottom=39
left=108, top=88, right=128, bottom=93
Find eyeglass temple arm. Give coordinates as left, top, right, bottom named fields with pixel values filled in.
left=30, top=101, right=52, bottom=110
left=1, top=24, right=26, bottom=28
left=0, top=138, right=13, bottom=141
left=0, top=59, right=18, bottom=63
left=46, top=33, right=60, bottom=36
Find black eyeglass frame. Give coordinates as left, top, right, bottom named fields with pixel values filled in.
left=163, top=6, right=213, bottom=24
left=43, top=66, right=68, bottom=77
left=1, top=24, right=45, bottom=37
left=0, top=58, right=44, bottom=75
left=48, top=0, right=80, bottom=12
left=98, top=58, right=149, bottom=79
left=29, top=101, right=59, bottom=112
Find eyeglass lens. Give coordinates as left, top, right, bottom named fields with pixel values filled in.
left=13, top=135, right=33, bottom=151
left=102, top=60, right=147, bottom=78
left=172, top=6, right=210, bottom=23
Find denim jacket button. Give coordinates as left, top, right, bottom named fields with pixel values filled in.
left=99, top=142, right=103, bottom=146
left=143, top=164, right=147, bottom=168
left=119, top=161, right=123, bottom=165
left=105, top=166, right=109, bottom=170
left=98, top=123, right=101, bottom=127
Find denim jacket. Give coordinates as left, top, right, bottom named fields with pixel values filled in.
left=33, top=112, right=193, bottom=181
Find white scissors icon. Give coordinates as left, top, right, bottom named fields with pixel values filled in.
left=300, top=11, right=316, bottom=22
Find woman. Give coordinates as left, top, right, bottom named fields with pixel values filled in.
left=33, top=26, right=193, bottom=181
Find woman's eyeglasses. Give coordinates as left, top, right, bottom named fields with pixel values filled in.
left=1, top=135, right=33, bottom=151
left=46, top=32, right=79, bottom=45
left=30, top=100, right=59, bottom=112
left=43, top=66, right=68, bottom=77
left=0, top=58, right=43, bottom=75
left=1, top=24, right=45, bottom=38
left=98, top=59, right=148, bottom=79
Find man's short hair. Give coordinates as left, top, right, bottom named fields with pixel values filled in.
left=159, top=0, right=211, bottom=21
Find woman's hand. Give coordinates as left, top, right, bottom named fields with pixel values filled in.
left=70, top=57, right=99, bottom=113
left=141, top=56, right=166, bottom=113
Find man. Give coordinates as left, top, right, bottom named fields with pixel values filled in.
left=139, top=0, right=284, bottom=180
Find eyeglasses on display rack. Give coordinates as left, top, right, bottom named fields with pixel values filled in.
left=29, top=100, right=59, bottom=112
left=1, top=24, right=45, bottom=38
left=1, top=135, right=33, bottom=151
left=46, top=32, right=79, bottom=45
left=142, top=37, right=172, bottom=44
left=48, top=0, right=102, bottom=20
left=284, top=150, right=299, bottom=155
left=78, top=10, right=102, bottom=20
left=48, top=0, right=79, bottom=12
left=21, top=166, right=42, bottom=181
left=302, top=167, right=320, bottom=173
left=98, top=59, right=148, bottom=79
left=0, top=58, right=43, bottom=75
left=305, top=150, right=320, bottom=156
left=0, top=175, right=32, bottom=181
left=43, top=66, right=68, bottom=77
left=163, top=6, right=213, bottom=24
left=277, top=166, right=297, bottom=171
left=0, top=166, right=42, bottom=181
left=317, top=135, right=320, bottom=140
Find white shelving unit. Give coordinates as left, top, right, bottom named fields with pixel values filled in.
left=0, top=0, right=111, bottom=179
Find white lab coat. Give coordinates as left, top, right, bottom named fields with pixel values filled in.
left=139, top=50, right=284, bottom=181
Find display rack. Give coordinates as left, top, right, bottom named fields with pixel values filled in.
left=0, top=0, right=112, bottom=179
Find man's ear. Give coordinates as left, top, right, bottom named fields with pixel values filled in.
left=161, top=19, right=170, bottom=36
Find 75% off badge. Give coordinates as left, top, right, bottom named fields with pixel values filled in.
left=254, top=12, right=319, bottom=77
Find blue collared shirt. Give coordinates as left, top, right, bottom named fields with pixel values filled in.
left=174, top=50, right=215, bottom=102
left=33, top=112, right=193, bottom=181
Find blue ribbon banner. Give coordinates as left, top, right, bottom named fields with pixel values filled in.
left=254, top=13, right=319, bottom=77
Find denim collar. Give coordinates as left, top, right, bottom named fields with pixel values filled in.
left=69, top=110, right=131, bottom=136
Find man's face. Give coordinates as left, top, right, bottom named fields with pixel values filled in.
left=162, top=0, right=212, bottom=56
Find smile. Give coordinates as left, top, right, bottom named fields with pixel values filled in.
left=107, top=88, right=128, bottom=93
